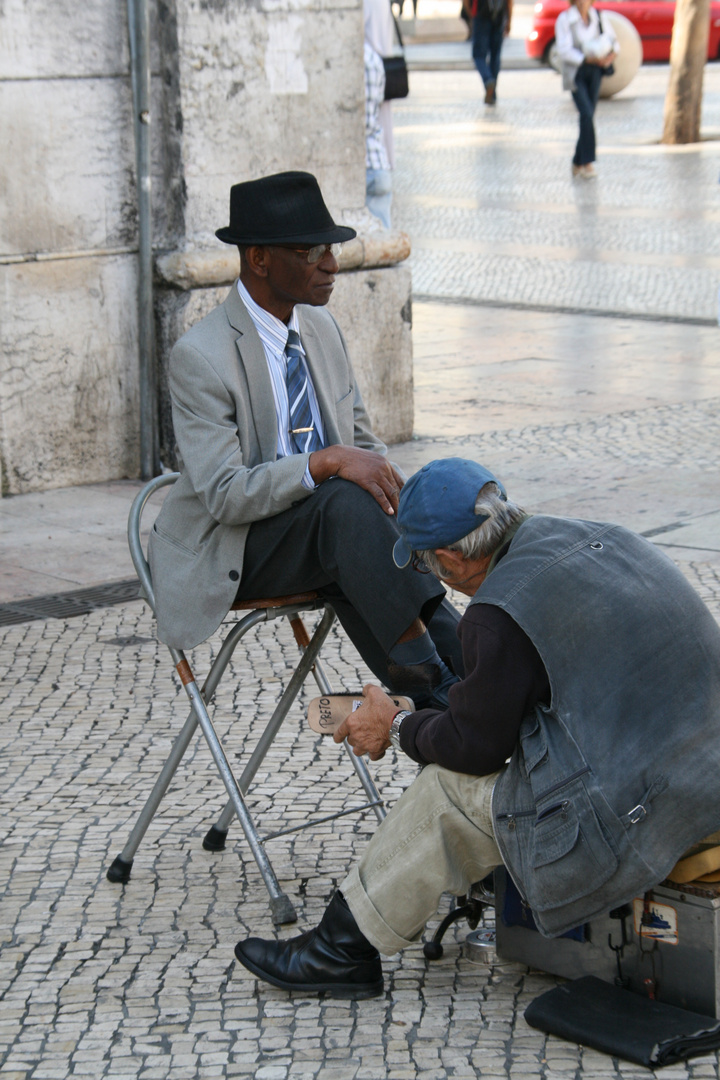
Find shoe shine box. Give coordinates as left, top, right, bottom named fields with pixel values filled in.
left=494, top=867, right=720, bottom=1018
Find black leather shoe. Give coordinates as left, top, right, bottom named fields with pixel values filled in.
left=386, top=661, right=441, bottom=709
left=234, top=892, right=383, bottom=999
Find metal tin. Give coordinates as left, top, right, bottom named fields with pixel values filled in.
left=465, top=928, right=497, bottom=965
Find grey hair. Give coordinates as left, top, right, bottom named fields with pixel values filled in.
left=417, top=482, right=524, bottom=578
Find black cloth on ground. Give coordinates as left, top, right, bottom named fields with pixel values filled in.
left=525, top=976, right=720, bottom=1068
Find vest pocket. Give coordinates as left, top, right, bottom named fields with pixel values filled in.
left=525, top=776, right=619, bottom=910
left=520, top=712, right=548, bottom=775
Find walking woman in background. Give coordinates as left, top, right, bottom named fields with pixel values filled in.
left=555, top=0, right=618, bottom=178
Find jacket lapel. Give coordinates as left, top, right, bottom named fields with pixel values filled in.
left=224, top=285, right=278, bottom=463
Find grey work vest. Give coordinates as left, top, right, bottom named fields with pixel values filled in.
left=474, top=515, right=720, bottom=937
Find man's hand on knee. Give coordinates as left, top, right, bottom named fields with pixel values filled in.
left=309, top=446, right=404, bottom=515
left=333, top=684, right=399, bottom=759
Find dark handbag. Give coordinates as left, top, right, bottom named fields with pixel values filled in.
left=525, top=976, right=720, bottom=1068
left=383, top=55, right=409, bottom=99
left=596, top=10, right=614, bottom=76
left=383, top=14, right=409, bottom=100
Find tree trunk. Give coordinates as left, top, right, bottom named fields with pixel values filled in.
left=662, top=0, right=710, bottom=143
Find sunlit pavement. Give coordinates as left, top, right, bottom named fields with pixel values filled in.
left=1, top=64, right=719, bottom=1080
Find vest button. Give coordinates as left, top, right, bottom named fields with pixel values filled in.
left=229, top=570, right=239, bottom=581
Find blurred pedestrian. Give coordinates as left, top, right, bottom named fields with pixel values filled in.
left=465, top=0, right=512, bottom=105
left=555, top=0, right=618, bottom=178
left=364, top=42, right=393, bottom=228
left=364, top=0, right=396, bottom=177
left=459, top=3, right=472, bottom=40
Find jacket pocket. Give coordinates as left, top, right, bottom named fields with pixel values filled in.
left=152, top=524, right=199, bottom=558
left=523, top=775, right=619, bottom=911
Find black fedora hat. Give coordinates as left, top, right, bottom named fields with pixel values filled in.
left=215, top=171, right=357, bottom=246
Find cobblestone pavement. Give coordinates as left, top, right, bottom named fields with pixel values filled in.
left=3, top=583, right=719, bottom=1080
left=394, top=67, right=720, bottom=323
left=3, top=67, right=720, bottom=1080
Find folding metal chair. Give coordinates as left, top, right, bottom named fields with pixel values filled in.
left=106, top=473, right=386, bottom=924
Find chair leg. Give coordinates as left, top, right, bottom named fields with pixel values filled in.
left=107, top=706, right=199, bottom=882
left=174, top=647, right=300, bottom=925
left=202, top=607, right=340, bottom=923
left=423, top=899, right=478, bottom=960
left=206, top=606, right=337, bottom=842
left=109, top=618, right=300, bottom=924
left=206, top=604, right=386, bottom=852
left=298, top=618, right=387, bottom=825
left=106, top=607, right=269, bottom=883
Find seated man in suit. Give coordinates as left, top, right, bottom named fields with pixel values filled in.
left=148, top=171, right=462, bottom=704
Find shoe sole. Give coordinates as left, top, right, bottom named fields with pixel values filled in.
left=234, top=944, right=384, bottom=1000
left=307, top=693, right=414, bottom=735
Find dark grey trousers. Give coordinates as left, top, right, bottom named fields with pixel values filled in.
left=236, top=478, right=464, bottom=690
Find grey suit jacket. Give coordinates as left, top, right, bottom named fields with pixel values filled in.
left=148, top=284, right=386, bottom=649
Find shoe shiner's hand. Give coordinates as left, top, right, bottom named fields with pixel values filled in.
left=333, top=684, right=399, bottom=760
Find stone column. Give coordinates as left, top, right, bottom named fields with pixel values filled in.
left=0, top=0, right=412, bottom=494
left=154, top=0, right=413, bottom=463
left=0, top=2, right=142, bottom=494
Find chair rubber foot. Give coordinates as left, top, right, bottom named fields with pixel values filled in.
left=202, top=825, right=229, bottom=852
left=423, top=941, right=444, bottom=961
left=270, top=894, right=298, bottom=926
left=107, top=855, right=133, bottom=884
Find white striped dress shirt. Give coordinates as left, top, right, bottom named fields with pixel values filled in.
left=236, top=278, right=325, bottom=489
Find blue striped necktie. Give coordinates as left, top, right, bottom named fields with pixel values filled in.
left=286, top=329, right=323, bottom=454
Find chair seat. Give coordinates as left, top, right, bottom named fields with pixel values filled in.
left=231, top=591, right=320, bottom=611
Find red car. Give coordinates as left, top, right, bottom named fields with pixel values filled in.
left=526, top=0, right=720, bottom=62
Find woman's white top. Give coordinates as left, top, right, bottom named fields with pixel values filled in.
left=555, top=5, right=619, bottom=64
left=555, top=5, right=619, bottom=87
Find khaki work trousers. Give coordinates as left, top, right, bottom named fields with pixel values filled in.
left=342, top=763, right=503, bottom=956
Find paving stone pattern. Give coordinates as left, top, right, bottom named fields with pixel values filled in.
left=1, top=573, right=719, bottom=1078
left=3, top=63, right=720, bottom=1080
left=394, top=68, right=720, bottom=322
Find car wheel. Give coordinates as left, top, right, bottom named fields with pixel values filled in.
left=544, top=39, right=561, bottom=72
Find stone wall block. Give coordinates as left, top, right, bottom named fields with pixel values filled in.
left=0, top=257, right=140, bottom=493
left=0, top=0, right=132, bottom=79
left=175, top=4, right=366, bottom=245
left=0, top=79, right=138, bottom=256
left=328, top=266, right=414, bottom=445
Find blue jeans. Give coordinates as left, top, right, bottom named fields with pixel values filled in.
left=571, top=61, right=602, bottom=166
left=472, top=15, right=505, bottom=88
left=366, top=167, right=393, bottom=229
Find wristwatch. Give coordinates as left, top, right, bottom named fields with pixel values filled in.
left=389, top=710, right=411, bottom=751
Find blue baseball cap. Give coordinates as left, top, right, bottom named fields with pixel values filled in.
left=392, top=458, right=506, bottom=569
